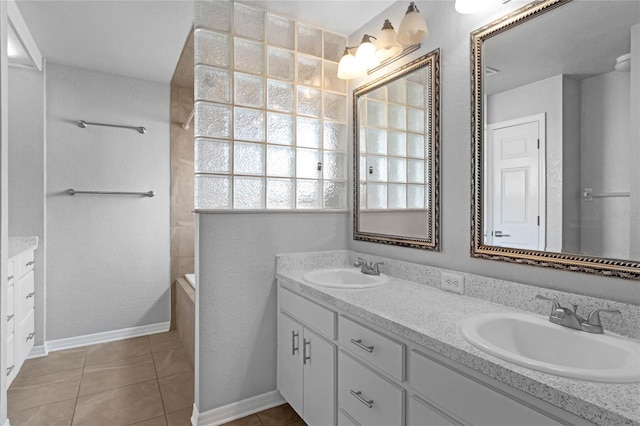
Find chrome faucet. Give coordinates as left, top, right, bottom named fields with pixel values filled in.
left=535, top=295, right=620, bottom=334
left=354, top=257, right=384, bottom=276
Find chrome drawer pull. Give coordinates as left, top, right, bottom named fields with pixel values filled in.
left=25, top=261, right=35, bottom=267
left=26, top=292, right=35, bottom=299
left=291, top=331, right=299, bottom=355
left=303, top=338, right=311, bottom=365
left=6, top=365, right=14, bottom=376
left=7, top=314, right=14, bottom=322
left=8, top=275, right=14, bottom=280
left=350, top=338, right=374, bottom=353
left=350, top=390, right=373, bottom=408
left=26, top=332, right=35, bottom=341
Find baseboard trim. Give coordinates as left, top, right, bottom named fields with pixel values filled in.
left=191, top=404, right=199, bottom=426
left=27, top=343, right=49, bottom=359
left=197, top=390, right=286, bottom=425
left=43, top=322, right=171, bottom=353
left=4, top=417, right=11, bottom=426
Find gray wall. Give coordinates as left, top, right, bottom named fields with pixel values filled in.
left=46, top=63, right=171, bottom=340
left=8, top=65, right=46, bottom=345
left=197, top=212, right=347, bottom=412
left=629, top=24, right=640, bottom=260
left=346, top=1, right=640, bottom=304
left=580, top=71, right=631, bottom=259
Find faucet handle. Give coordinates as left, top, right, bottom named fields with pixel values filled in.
left=535, top=294, right=561, bottom=311
left=372, top=261, right=384, bottom=274
left=584, top=308, right=621, bottom=329
left=570, top=303, right=579, bottom=313
left=354, top=257, right=366, bottom=267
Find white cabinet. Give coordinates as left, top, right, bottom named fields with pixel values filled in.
left=277, top=281, right=593, bottom=426
left=278, top=289, right=336, bottom=426
left=6, top=248, right=36, bottom=386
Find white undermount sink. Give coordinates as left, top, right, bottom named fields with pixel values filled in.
left=458, top=312, right=640, bottom=383
left=302, top=268, right=389, bottom=289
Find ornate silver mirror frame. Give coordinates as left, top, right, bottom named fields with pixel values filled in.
left=354, top=49, right=440, bottom=250
left=471, top=0, right=640, bottom=279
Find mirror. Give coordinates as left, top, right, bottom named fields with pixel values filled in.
left=472, top=0, right=640, bottom=279
left=354, top=50, right=440, bottom=250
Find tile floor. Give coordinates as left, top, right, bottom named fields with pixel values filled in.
left=8, top=331, right=194, bottom=425
left=7, top=331, right=306, bottom=426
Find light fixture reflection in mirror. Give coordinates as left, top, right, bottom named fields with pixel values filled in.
left=471, top=0, right=640, bottom=279
left=354, top=50, right=440, bottom=250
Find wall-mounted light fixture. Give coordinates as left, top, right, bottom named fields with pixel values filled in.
left=337, top=2, right=429, bottom=80
left=397, top=2, right=428, bottom=45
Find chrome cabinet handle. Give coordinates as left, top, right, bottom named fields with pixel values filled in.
left=493, top=230, right=511, bottom=237
left=350, top=390, right=373, bottom=408
left=6, top=365, right=14, bottom=376
left=303, top=338, right=311, bottom=365
left=25, top=261, right=35, bottom=267
left=7, top=314, right=14, bottom=322
left=350, top=338, right=374, bottom=353
left=26, top=292, right=35, bottom=299
left=7, top=275, right=14, bottom=280
left=291, top=331, right=299, bottom=355
left=26, top=332, right=35, bottom=341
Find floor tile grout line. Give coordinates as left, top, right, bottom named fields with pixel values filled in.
left=150, top=337, right=171, bottom=419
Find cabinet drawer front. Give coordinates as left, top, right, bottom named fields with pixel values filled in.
left=7, top=333, right=15, bottom=368
left=409, top=396, right=461, bottom=426
left=338, top=351, right=404, bottom=426
left=410, top=350, right=562, bottom=426
left=339, top=315, right=404, bottom=381
left=338, top=409, right=360, bottom=426
left=20, top=270, right=35, bottom=316
left=18, top=251, right=35, bottom=278
left=7, top=313, right=14, bottom=335
left=280, top=288, right=335, bottom=339
left=20, top=308, right=36, bottom=360
left=8, top=259, right=14, bottom=280
left=7, top=285, right=14, bottom=317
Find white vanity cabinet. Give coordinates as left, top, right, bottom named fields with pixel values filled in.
left=277, top=280, right=595, bottom=426
left=6, top=247, right=36, bottom=386
left=278, top=288, right=336, bottom=426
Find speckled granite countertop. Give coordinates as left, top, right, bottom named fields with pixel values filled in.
left=9, top=236, right=38, bottom=259
left=277, top=269, right=640, bottom=426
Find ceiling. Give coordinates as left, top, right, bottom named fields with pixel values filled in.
left=16, top=0, right=395, bottom=84
left=484, top=1, right=639, bottom=95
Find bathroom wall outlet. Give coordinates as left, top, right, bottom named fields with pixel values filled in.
left=441, top=272, right=464, bottom=294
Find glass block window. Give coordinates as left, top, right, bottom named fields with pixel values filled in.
left=359, top=77, right=429, bottom=210
left=194, top=0, right=347, bottom=210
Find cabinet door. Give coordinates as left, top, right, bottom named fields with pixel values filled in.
left=278, top=313, right=304, bottom=417
left=303, top=328, right=336, bottom=426
left=20, top=308, right=35, bottom=362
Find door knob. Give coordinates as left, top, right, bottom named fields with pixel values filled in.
left=493, top=230, right=511, bottom=237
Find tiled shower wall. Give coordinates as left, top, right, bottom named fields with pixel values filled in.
left=170, top=32, right=196, bottom=329
left=193, top=0, right=348, bottom=210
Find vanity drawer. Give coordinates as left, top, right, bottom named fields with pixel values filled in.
left=20, top=270, right=35, bottom=315
left=17, top=250, right=35, bottom=278
left=20, top=308, right=35, bottom=361
left=339, top=315, right=405, bottom=381
left=7, top=284, right=14, bottom=318
left=8, top=259, right=14, bottom=282
left=410, top=350, right=562, bottom=426
left=280, top=287, right=335, bottom=339
left=338, top=351, right=404, bottom=426
left=408, top=395, right=461, bottom=426
left=338, top=409, right=360, bottom=426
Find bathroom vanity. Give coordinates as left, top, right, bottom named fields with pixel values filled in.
left=276, top=251, right=640, bottom=426
left=6, top=237, right=38, bottom=386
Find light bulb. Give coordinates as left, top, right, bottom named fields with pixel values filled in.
left=375, top=19, right=403, bottom=59
left=337, top=48, right=364, bottom=80
left=355, top=34, right=380, bottom=70
left=397, top=2, right=429, bottom=45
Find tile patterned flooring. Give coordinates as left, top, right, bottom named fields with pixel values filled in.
left=7, top=330, right=306, bottom=426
